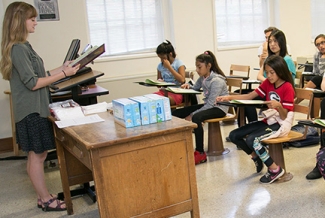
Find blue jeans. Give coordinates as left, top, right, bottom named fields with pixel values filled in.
left=229, top=121, right=280, bottom=155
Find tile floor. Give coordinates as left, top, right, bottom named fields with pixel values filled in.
left=0, top=119, right=324, bottom=218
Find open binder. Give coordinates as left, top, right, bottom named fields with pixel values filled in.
left=69, top=44, right=105, bottom=69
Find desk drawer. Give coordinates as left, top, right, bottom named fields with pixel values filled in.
left=55, top=128, right=92, bottom=170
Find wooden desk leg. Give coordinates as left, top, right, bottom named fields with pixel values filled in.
left=311, top=97, right=321, bottom=118
left=9, top=95, right=19, bottom=156
left=268, top=144, right=293, bottom=183
left=239, top=107, right=245, bottom=127
left=184, top=94, right=190, bottom=107
left=207, top=122, right=230, bottom=156
left=55, top=142, right=74, bottom=215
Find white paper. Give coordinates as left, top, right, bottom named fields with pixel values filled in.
left=81, top=102, right=108, bottom=115
left=55, top=114, right=104, bottom=128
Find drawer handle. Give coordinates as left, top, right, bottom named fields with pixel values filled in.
left=73, top=145, right=83, bottom=159
left=55, top=134, right=65, bottom=142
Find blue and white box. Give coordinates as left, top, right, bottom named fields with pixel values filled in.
left=112, top=98, right=141, bottom=128
left=145, top=94, right=172, bottom=121
left=129, top=96, right=150, bottom=125
left=144, top=94, right=165, bottom=122
left=142, top=96, right=157, bottom=124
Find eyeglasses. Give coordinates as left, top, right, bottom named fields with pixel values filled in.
left=316, top=41, right=325, bottom=47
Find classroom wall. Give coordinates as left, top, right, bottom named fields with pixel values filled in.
left=0, top=0, right=316, bottom=139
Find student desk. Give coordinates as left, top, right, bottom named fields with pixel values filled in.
left=50, top=112, right=200, bottom=217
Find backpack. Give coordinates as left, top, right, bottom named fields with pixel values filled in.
left=283, top=124, right=320, bottom=148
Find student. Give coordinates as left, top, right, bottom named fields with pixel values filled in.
left=257, top=29, right=296, bottom=83
left=0, top=2, right=80, bottom=212
left=155, top=40, right=186, bottom=106
left=172, top=51, right=229, bottom=165
left=217, top=55, right=295, bottom=183
left=258, top=27, right=278, bottom=67
left=307, top=95, right=325, bottom=180
left=301, top=34, right=325, bottom=90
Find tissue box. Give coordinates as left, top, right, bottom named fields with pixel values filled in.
left=144, top=94, right=172, bottom=121
left=112, top=98, right=141, bottom=128
left=143, top=94, right=166, bottom=122
left=129, top=96, right=150, bottom=125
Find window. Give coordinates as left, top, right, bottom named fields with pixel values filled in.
left=311, top=0, right=325, bottom=40
left=85, top=0, right=170, bottom=57
left=214, top=0, right=269, bottom=48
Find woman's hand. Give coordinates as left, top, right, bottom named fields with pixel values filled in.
left=62, top=64, right=80, bottom=77
left=265, top=100, right=281, bottom=109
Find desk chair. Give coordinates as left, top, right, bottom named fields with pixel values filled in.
left=204, top=78, right=243, bottom=156
left=230, top=64, right=250, bottom=89
left=262, top=88, right=313, bottom=182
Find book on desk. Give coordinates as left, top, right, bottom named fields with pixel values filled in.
left=299, top=119, right=325, bottom=128
left=165, top=87, right=201, bottom=94
left=144, top=79, right=176, bottom=86
left=230, top=99, right=267, bottom=104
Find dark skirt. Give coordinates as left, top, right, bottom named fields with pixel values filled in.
left=16, top=113, right=56, bottom=154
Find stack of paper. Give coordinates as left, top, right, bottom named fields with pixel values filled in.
left=82, top=102, right=108, bottom=115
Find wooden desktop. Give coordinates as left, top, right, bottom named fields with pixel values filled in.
left=50, top=112, right=200, bottom=217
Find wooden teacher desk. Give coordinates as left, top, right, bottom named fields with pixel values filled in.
left=50, top=112, right=200, bottom=217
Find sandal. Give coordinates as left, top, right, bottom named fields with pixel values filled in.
left=37, top=194, right=57, bottom=208
left=42, top=197, right=66, bottom=212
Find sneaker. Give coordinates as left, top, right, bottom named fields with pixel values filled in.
left=260, top=166, right=285, bottom=184
left=226, top=136, right=231, bottom=142
left=194, top=151, right=207, bottom=165
left=252, top=156, right=264, bottom=173
left=306, top=166, right=322, bottom=180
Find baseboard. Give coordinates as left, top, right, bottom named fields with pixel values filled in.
left=0, top=137, right=13, bottom=154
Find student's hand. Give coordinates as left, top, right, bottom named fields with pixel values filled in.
left=181, top=83, right=190, bottom=89
left=265, top=100, right=281, bottom=109
left=162, top=59, right=171, bottom=68
left=63, top=64, right=80, bottom=77
left=216, top=95, right=230, bottom=102
left=261, top=41, right=268, bottom=58
left=185, top=114, right=192, bottom=121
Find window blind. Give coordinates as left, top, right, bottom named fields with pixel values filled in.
left=86, top=0, right=165, bottom=56
left=214, top=0, right=269, bottom=48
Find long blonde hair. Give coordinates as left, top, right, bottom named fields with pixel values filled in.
left=0, top=2, right=37, bottom=80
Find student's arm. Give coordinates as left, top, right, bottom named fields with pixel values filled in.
left=265, top=100, right=288, bottom=120
left=257, top=66, right=266, bottom=82
left=216, top=90, right=259, bottom=102
left=157, top=70, right=162, bottom=80
left=259, top=42, right=268, bottom=67
left=162, top=59, right=185, bottom=83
